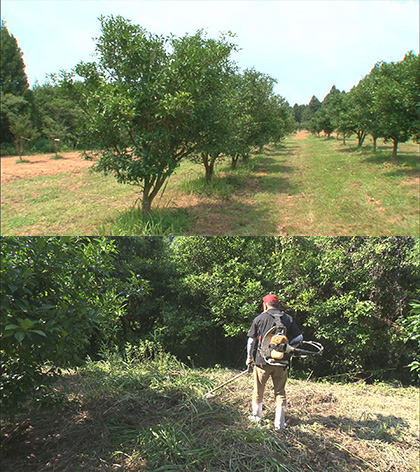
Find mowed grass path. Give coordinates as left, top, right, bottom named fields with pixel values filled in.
left=264, top=135, right=419, bottom=235
left=1, top=133, right=418, bottom=235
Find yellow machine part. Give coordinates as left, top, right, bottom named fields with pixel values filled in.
left=271, top=334, right=288, bottom=345
left=271, top=350, right=285, bottom=359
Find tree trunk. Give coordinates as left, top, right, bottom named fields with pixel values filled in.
left=392, top=138, right=398, bottom=159
left=231, top=155, right=238, bottom=170
left=203, top=153, right=215, bottom=184
left=142, top=193, right=153, bottom=216
left=372, top=136, right=377, bottom=153
left=142, top=180, right=153, bottom=216
left=357, top=130, right=367, bottom=148
left=342, top=133, right=346, bottom=145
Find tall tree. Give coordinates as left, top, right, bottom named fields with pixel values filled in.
left=32, top=82, right=83, bottom=151
left=1, top=21, right=30, bottom=147
left=0, top=21, right=29, bottom=95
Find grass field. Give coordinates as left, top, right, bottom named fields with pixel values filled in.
left=1, top=346, right=418, bottom=471
left=1, top=133, right=418, bottom=235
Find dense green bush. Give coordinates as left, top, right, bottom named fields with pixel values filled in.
left=0, top=237, right=125, bottom=413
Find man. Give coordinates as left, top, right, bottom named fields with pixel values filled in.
left=246, top=293, right=303, bottom=431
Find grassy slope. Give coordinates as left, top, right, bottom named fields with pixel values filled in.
left=1, top=134, right=418, bottom=235
left=1, top=353, right=418, bottom=472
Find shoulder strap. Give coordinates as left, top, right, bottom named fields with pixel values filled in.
left=269, top=311, right=287, bottom=334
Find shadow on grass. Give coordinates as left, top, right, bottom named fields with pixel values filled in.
left=179, top=195, right=290, bottom=235
left=183, top=154, right=298, bottom=197
left=1, top=373, right=393, bottom=472
left=290, top=412, right=410, bottom=444
left=361, top=151, right=419, bottom=180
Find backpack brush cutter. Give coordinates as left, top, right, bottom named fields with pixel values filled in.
left=204, top=340, right=323, bottom=398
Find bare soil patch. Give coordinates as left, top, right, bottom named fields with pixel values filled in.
left=1, top=152, right=95, bottom=184
left=292, top=130, right=309, bottom=140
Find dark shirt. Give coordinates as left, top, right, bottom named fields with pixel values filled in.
left=247, top=309, right=302, bottom=365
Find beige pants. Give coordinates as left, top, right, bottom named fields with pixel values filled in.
left=253, top=364, right=288, bottom=407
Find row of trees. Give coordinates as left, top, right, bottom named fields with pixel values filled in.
left=293, top=52, right=419, bottom=158
left=57, top=15, right=295, bottom=213
left=2, top=236, right=419, bottom=413
left=1, top=17, right=295, bottom=213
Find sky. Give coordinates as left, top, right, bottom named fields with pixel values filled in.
left=1, top=0, right=419, bottom=105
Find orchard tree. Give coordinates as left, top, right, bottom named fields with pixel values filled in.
left=228, top=69, right=285, bottom=169
left=318, top=85, right=341, bottom=139
left=353, top=73, right=384, bottom=152
left=240, top=68, right=279, bottom=153
left=370, top=52, right=420, bottom=158
left=311, top=107, right=334, bottom=139
left=333, top=92, right=354, bottom=145
left=346, top=83, right=370, bottom=148
left=59, top=16, right=237, bottom=214
left=265, top=95, right=295, bottom=144
left=2, top=94, right=38, bottom=160
left=292, top=103, right=306, bottom=131
left=302, top=95, right=321, bottom=128
left=185, top=36, right=238, bottom=184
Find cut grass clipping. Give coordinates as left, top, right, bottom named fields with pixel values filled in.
left=1, top=341, right=418, bottom=471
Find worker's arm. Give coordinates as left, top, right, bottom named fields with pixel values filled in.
left=289, top=334, right=303, bottom=346
left=246, top=336, right=257, bottom=364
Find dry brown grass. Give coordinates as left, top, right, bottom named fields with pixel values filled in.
left=1, top=368, right=418, bottom=472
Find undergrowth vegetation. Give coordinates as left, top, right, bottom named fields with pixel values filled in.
left=1, top=342, right=418, bottom=471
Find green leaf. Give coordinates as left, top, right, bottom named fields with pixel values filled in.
left=15, top=299, right=29, bottom=312
left=31, top=330, right=47, bottom=337
left=14, top=331, right=25, bottom=342
left=18, top=318, right=35, bottom=330
left=4, top=324, right=19, bottom=330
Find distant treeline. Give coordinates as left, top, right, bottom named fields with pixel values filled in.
left=2, top=236, right=419, bottom=413
left=292, top=51, right=419, bottom=158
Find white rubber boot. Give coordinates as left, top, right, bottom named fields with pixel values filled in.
left=249, top=402, right=263, bottom=423
left=274, top=405, right=286, bottom=430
